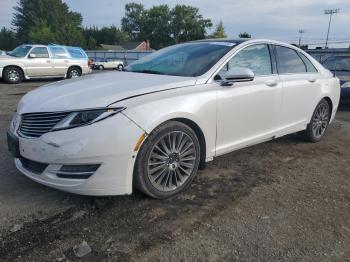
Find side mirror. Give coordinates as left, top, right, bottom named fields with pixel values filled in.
left=28, top=53, right=36, bottom=59
left=220, top=67, right=255, bottom=86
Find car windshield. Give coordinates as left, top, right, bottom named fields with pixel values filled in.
left=323, top=56, right=350, bottom=71
left=7, top=45, right=32, bottom=58
left=126, top=42, right=235, bottom=77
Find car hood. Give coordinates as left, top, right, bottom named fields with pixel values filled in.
left=18, top=71, right=197, bottom=114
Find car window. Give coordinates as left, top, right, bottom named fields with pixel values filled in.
left=30, top=47, right=49, bottom=58
left=218, top=44, right=272, bottom=78
left=49, top=46, right=70, bottom=59
left=323, top=56, right=350, bottom=71
left=275, top=46, right=306, bottom=74
left=298, top=52, right=318, bottom=72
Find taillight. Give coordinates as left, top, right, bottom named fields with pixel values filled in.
left=88, top=59, right=93, bottom=66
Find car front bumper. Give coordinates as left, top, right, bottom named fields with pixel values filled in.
left=9, top=113, right=145, bottom=196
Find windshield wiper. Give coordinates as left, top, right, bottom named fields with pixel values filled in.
left=133, top=70, right=164, bottom=75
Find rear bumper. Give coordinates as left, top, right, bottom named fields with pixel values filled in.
left=0, top=67, right=3, bottom=77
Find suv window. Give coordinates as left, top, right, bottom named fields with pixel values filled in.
left=49, top=46, right=69, bottom=59
left=66, top=47, right=87, bottom=59
left=275, top=46, right=306, bottom=74
left=29, top=47, right=49, bottom=58
left=218, top=44, right=272, bottom=78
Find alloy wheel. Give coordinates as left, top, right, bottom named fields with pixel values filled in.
left=147, top=131, right=197, bottom=192
left=311, top=101, right=330, bottom=139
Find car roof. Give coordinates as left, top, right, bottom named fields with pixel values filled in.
left=193, top=39, right=248, bottom=45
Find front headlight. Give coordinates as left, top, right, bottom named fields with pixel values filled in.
left=341, top=82, right=350, bottom=89
left=52, top=107, right=125, bottom=131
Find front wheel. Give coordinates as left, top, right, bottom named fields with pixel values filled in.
left=134, top=121, right=201, bottom=199
left=300, top=99, right=331, bottom=142
left=3, top=66, right=23, bottom=84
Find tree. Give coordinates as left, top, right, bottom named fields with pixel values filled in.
left=209, top=21, right=227, bottom=39
left=12, top=0, right=84, bottom=45
left=121, top=3, right=147, bottom=40
left=121, top=3, right=212, bottom=48
left=171, top=5, right=212, bottom=43
left=239, top=32, right=252, bottom=38
left=0, top=27, right=19, bottom=50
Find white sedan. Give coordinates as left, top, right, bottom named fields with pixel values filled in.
left=93, top=59, right=124, bottom=70
left=7, top=39, right=340, bottom=198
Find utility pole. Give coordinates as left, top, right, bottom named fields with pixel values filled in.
left=298, top=29, right=305, bottom=48
left=324, top=9, right=339, bottom=49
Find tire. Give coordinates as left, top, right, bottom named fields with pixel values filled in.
left=134, top=121, right=201, bottom=199
left=3, top=66, right=23, bottom=84
left=98, top=65, right=104, bottom=70
left=117, top=64, right=124, bottom=71
left=67, top=67, right=82, bottom=79
left=300, top=99, right=331, bottom=142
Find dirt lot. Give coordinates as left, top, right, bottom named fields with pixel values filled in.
left=0, top=78, right=349, bottom=262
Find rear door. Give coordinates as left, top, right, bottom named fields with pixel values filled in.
left=274, top=45, right=320, bottom=130
left=48, top=46, right=70, bottom=76
left=25, top=47, right=52, bottom=77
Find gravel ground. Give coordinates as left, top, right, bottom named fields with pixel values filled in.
left=0, top=77, right=349, bottom=262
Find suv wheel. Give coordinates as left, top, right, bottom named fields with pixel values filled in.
left=3, top=67, right=23, bottom=84
left=134, top=121, right=201, bottom=199
left=67, top=67, right=81, bottom=79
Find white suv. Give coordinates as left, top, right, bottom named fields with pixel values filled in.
left=0, top=44, right=92, bottom=84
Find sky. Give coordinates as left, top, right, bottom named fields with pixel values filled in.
left=1, top=0, right=350, bottom=47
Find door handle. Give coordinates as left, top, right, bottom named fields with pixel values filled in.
left=308, top=77, right=317, bottom=83
left=265, top=79, right=278, bottom=87
left=64, top=60, right=69, bottom=63
left=46, top=60, right=51, bottom=63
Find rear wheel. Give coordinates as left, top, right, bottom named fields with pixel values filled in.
left=98, top=65, right=104, bottom=70
left=300, top=99, right=331, bottom=142
left=3, top=66, right=23, bottom=84
left=117, top=64, right=124, bottom=71
left=67, top=67, right=82, bottom=79
left=134, top=121, right=201, bottom=199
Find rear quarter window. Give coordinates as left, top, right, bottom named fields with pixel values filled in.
left=66, top=47, right=87, bottom=59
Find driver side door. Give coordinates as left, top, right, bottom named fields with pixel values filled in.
left=214, top=44, right=283, bottom=156
left=25, top=47, right=53, bottom=77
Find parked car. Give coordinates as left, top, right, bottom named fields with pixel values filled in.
left=93, top=59, right=124, bottom=70
left=322, top=55, right=350, bottom=104
left=7, top=39, right=340, bottom=198
left=0, top=44, right=91, bottom=84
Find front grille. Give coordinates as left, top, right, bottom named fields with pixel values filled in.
left=19, top=112, right=70, bottom=138
left=20, top=157, right=48, bottom=174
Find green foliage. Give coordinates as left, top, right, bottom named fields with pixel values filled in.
left=239, top=32, right=252, bottom=38
left=13, top=0, right=83, bottom=43
left=208, top=21, right=227, bottom=39
left=0, top=27, right=19, bottom=50
left=83, top=26, right=128, bottom=47
left=121, top=3, right=213, bottom=49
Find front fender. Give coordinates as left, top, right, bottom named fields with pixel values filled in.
left=116, top=85, right=218, bottom=159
